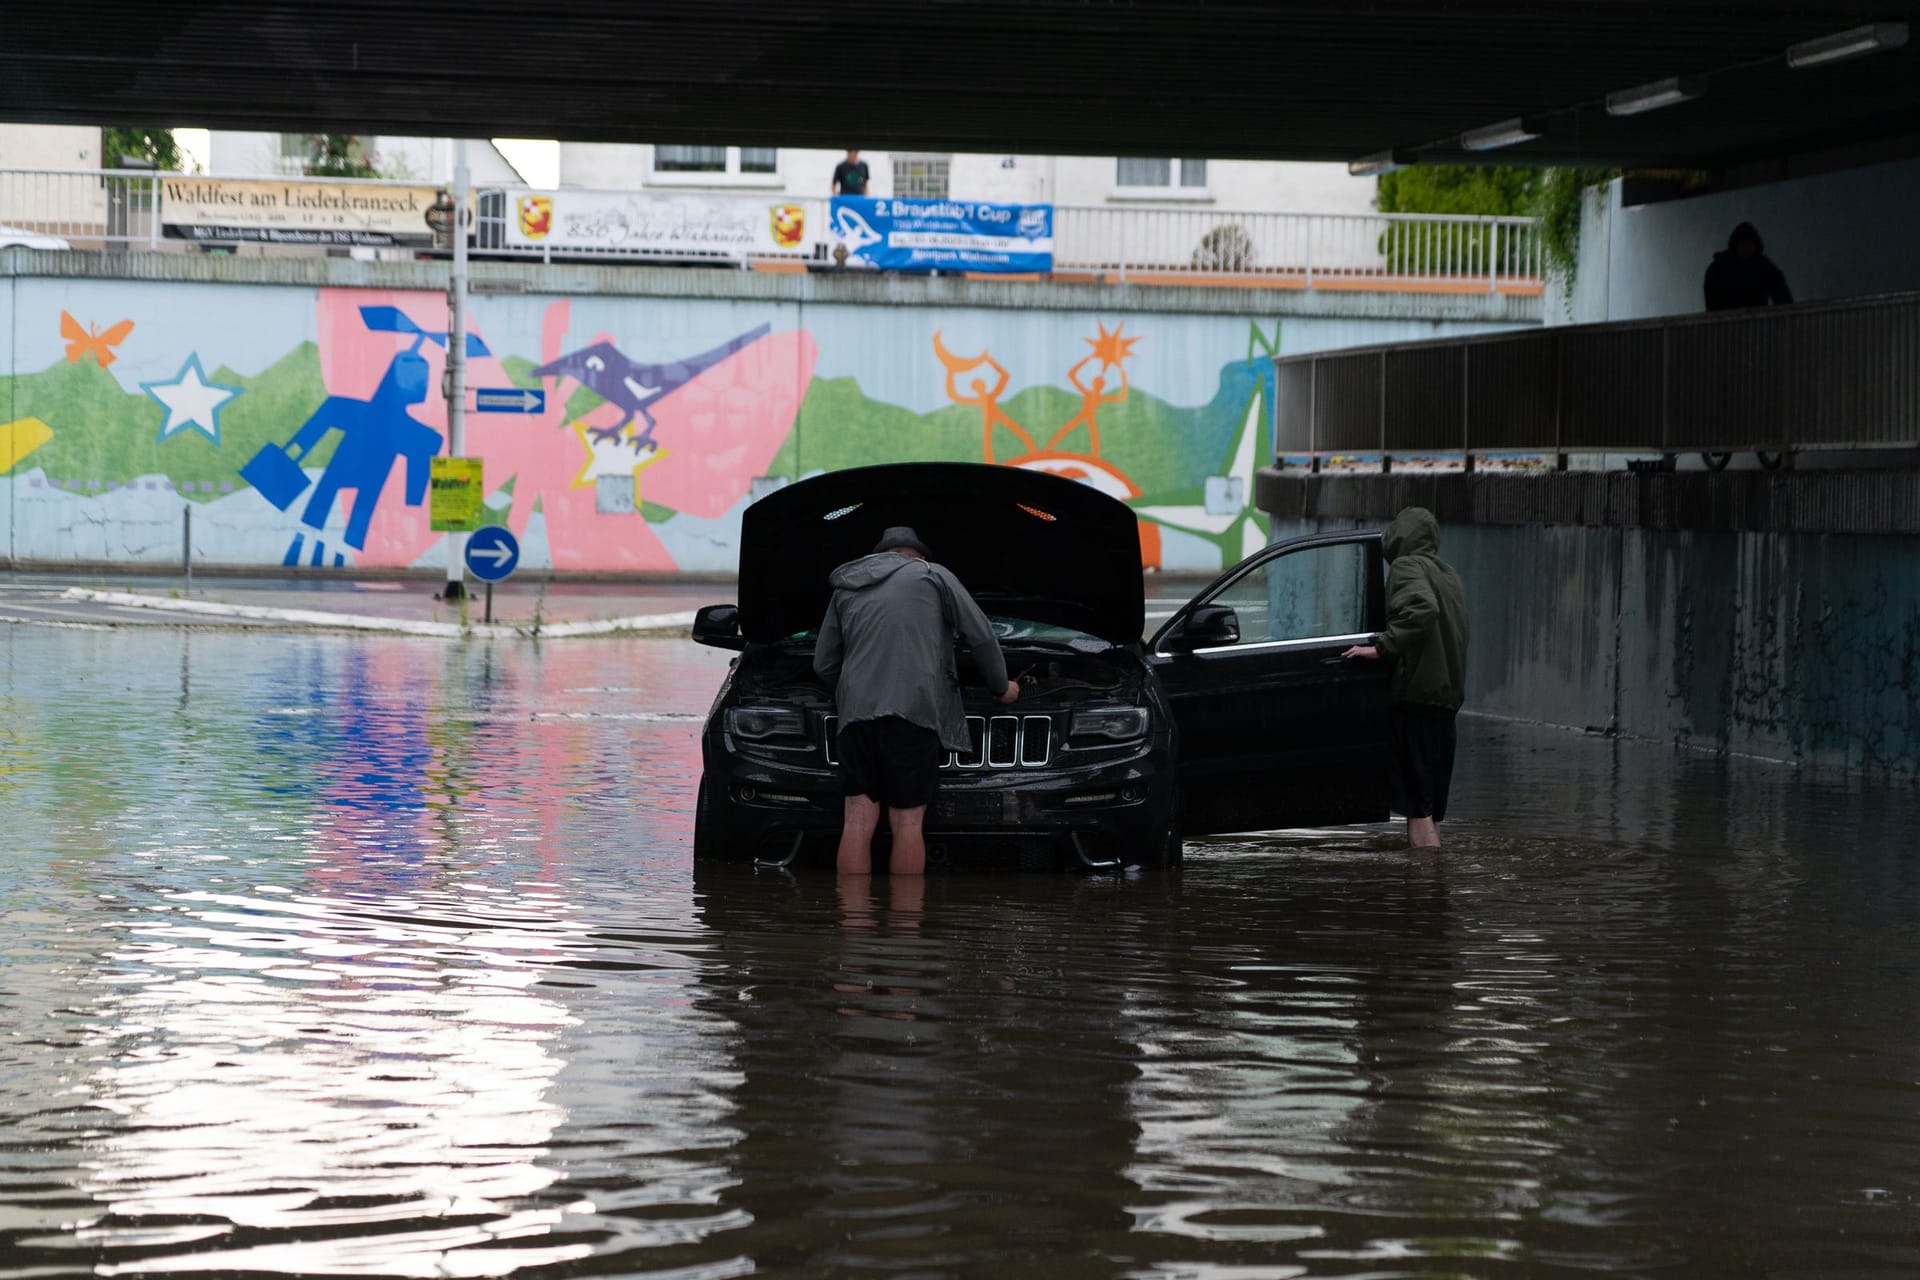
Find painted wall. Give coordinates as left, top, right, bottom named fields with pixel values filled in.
left=1557, top=159, right=1920, bottom=324
left=1270, top=515, right=1920, bottom=780
left=0, top=266, right=1523, bottom=574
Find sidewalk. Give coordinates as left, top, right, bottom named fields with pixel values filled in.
left=2, top=573, right=728, bottom=639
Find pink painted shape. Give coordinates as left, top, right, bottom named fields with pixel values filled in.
left=336, top=295, right=814, bottom=571
left=641, top=330, right=818, bottom=518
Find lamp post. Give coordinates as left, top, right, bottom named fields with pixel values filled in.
left=442, top=141, right=471, bottom=600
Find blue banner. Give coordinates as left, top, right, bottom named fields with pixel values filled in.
left=830, top=197, right=1053, bottom=273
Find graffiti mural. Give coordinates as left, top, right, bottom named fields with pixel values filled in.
left=0, top=271, right=1475, bottom=573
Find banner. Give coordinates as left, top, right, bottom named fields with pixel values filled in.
left=161, top=178, right=441, bottom=246
left=829, top=197, right=1053, bottom=273
left=504, top=189, right=807, bottom=257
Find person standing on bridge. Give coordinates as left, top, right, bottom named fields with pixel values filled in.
left=815, top=527, right=1020, bottom=876
left=1704, top=222, right=1793, bottom=311
left=831, top=149, right=870, bottom=196
left=1342, top=508, right=1469, bottom=850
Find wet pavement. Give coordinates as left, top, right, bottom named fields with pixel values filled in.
left=2, top=624, right=1917, bottom=1278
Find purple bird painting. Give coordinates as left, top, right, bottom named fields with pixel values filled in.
left=532, top=324, right=772, bottom=447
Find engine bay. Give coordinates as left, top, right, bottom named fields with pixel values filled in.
left=733, top=643, right=1144, bottom=710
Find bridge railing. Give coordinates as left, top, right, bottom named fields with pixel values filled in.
left=1, top=168, right=1544, bottom=294
left=1273, top=290, right=1920, bottom=464
left=1051, top=207, right=1541, bottom=292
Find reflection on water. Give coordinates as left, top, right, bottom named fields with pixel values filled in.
left=2, top=625, right=1918, bottom=1278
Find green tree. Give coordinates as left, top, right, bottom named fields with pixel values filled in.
left=302, top=134, right=383, bottom=179
left=101, top=126, right=183, bottom=171
left=1377, top=164, right=1540, bottom=217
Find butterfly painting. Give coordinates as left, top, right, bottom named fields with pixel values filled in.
left=61, top=312, right=135, bottom=368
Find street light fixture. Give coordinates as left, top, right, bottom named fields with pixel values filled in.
left=1605, top=76, right=1705, bottom=116
left=1787, top=22, right=1908, bottom=68
left=1348, top=149, right=1416, bottom=177
left=1459, top=118, right=1546, bottom=151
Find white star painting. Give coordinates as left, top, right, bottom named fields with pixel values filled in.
left=143, top=354, right=241, bottom=444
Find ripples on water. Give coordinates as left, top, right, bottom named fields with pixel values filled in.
left=1, top=626, right=1916, bottom=1278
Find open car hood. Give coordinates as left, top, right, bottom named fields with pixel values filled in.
left=738, top=463, right=1144, bottom=646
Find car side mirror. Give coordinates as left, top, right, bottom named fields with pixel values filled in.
left=692, top=603, right=746, bottom=650
left=1164, top=603, right=1240, bottom=654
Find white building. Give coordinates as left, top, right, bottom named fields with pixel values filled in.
left=0, top=123, right=100, bottom=171
left=205, top=133, right=528, bottom=185
left=557, top=142, right=1379, bottom=215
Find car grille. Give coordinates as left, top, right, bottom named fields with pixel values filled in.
left=823, top=715, right=1053, bottom=769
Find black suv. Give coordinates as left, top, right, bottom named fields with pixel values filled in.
left=693, top=462, right=1394, bottom=871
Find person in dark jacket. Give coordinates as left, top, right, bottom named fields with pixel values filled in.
left=1342, top=508, right=1469, bottom=849
left=1703, top=222, right=1793, bottom=311
left=815, top=526, right=1020, bottom=876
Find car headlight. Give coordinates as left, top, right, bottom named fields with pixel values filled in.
left=1069, top=707, right=1150, bottom=742
left=727, top=706, right=808, bottom=741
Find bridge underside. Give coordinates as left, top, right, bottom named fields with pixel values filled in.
left=3, top=2, right=1917, bottom=169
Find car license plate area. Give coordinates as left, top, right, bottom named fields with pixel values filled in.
left=934, top=791, right=1012, bottom=823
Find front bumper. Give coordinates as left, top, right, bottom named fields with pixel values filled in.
left=700, top=738, right=1175, bottom=871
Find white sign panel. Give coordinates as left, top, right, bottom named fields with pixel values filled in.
left=504, top=190, right=809, bottom=257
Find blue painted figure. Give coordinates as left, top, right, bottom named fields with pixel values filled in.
left=532, top=323, right=769, bottom=447
left=244, top=306, right=489, bottom=558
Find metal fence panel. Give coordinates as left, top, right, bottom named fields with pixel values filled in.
left=1275, top=361, right=1315, bottom=454
left=1271, top=291, right=1920, bottom=461
left=1384, top=345, right=1464, bottom=452
left=1559, top=327, right=1667, bottom=451
left=1314, top=353, right=1384, bottom=454
left=1667, top=313, right=1789, bottom=452
left=1466, top=334, right=1557, bottom=451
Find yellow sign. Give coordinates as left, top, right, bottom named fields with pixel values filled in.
left=160, top=177, right=447, bottom=245
left=430, top=457, right=485, bottom=532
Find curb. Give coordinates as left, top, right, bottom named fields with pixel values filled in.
left=60, top=589, right=697, bottom=639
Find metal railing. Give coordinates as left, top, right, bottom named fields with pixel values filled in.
left=1273, top=290, right=1920, bottom=463
left=0, top=168, right=1545, bottom=293
left=1051, top=208, right=1541, bottom=291
left=0, top=168, right=165, bottom=249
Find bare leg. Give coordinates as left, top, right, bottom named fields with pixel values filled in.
left=838, top=795, right=881, bottom=875
left=1408, top=816, right=1441, bottom=850
left=887, top=804, right=928, bottom=876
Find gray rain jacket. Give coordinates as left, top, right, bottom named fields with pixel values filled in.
left=813, top=553, right=1010, bottom=752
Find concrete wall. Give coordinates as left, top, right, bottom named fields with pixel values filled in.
left=0, top=252, right=1533, bottom=576
left=1262, top=473, right=1920, bottom=779
left=1559, top=158, right=1920, bottom=324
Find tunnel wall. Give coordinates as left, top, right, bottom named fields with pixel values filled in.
left=0, top=252, right=1531, bottom=575
left=1261, top=472, right=1920, bottom=779
left=1559, top=158, right=1920, bottom=324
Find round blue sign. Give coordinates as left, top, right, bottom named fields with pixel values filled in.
left=464, top=525, right=520, bottom=582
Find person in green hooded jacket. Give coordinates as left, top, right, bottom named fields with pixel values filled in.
left=1342, top=508, right=1468, bottom=849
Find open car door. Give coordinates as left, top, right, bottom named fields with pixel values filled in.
left=1148, top=531, right=1391, bottom=835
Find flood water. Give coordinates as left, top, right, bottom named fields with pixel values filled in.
left=2, top=626, right=1917, bottom=1279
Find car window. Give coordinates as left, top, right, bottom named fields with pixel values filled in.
left=1205, top=541, right=1370, bottom=645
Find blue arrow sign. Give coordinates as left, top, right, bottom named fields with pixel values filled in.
left=464, top=525, right=520, bottom=582
left=475, top=386, right=546, bottom=414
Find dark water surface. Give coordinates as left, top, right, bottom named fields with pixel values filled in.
left=2, top=627, right=1917, bottom=1279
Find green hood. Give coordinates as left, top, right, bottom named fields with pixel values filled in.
left=1383, top=507, right=1440, bottom=561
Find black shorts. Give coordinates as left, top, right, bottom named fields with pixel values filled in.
left=837, top=716, right=944, bottom=809
left=1388, top=704, right=1458, bottom=822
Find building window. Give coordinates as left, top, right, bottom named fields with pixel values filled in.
left=653, top=146, right=779, bottom=176
left=893, top=154, right=951, bottom=199
left=1115, top=157, right=1208, bottom=189
left=655, top=145, right=728, bottom=172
